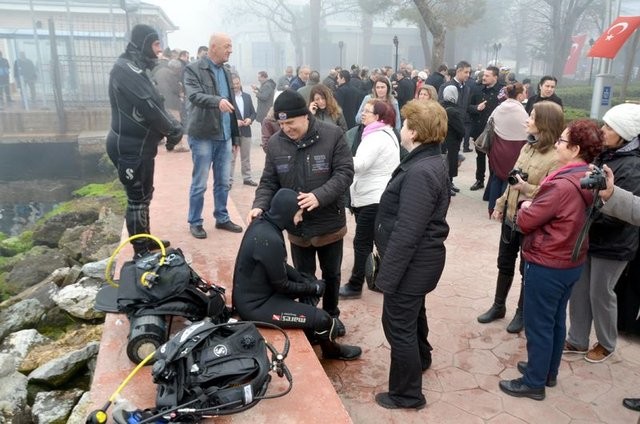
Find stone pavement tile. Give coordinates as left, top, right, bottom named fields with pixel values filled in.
left=454, top=348, right=505, bottom=375
left=590, top=384, right=640, bottom=423
left=416, top=400, right=485, bottom=424
left=441, top=388, right=503, bottom=420
left=551, top=396, right=603, bottom=422
left=487, top=413, right=528, bottom=424
left=501, top=394, right=571, bottom=423
left=435, top=366, right=479, bottom=391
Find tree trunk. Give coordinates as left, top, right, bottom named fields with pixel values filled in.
left=418, top=20, right=431, bottom=69
left=309, top=0, right=321, bottom=70
left=361, top=12, right=373, bottom=68
left=413, top=0, right=446, bottom=68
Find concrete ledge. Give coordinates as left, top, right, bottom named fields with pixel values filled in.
left=87, top=148, right=352, bottom=423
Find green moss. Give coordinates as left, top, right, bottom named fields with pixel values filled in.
left=0, top=231, right=33, bottom=256
left=0, top=273, right=8, bottom=303
left=42, top=179, right=126, bottom=220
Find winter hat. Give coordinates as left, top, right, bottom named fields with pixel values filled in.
left=130, top=24, right=160, bottom=59
left=273, top=89, right=308, bottom=120
left=443, top=85, right=458, bottom=104
left=265, top=188, right=300, bottom=231
left=603, top=103, right=640, bottom=141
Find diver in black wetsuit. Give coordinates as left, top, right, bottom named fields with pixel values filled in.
left=232, top=188, right=361, bottom=360
left=106, top=24, right=183, bottom=256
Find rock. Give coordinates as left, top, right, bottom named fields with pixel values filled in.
left=0, top=354, right=30, bottom=423
left=67, top=391, right=91, bottom=424
left=0, top=267, right=69, bottom=310
left=32, top=210, right=99, bottom=248
left=80, top=258, right=110, bottom=279
left=31, top=388, right=84, bottom=424
left=0, top=329, right=50, bottom=361
left=59, top=210, right=122, bottom=263
left=52, top=277, right=104, bottom=320
left=27, top=342, right=99, bottom=387
left=21, top=326, right=102, bottom=373
left=61, top=265, right=82, bottom=287
left=0, top=298, right=46, bottom=341
left=4, top=246, right=69, bottom=295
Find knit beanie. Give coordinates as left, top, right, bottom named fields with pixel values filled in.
left=602, top=103, right=640, bottom=141
left=130, top=24, right=160, bottom=59
left=443, top=85, right=458, bottom=104
left=273, top=89, right=308, bottom=120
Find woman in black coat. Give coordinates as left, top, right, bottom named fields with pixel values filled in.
left=374, top=100, right=451, bottom=410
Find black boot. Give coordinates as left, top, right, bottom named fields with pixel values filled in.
left=477, top=273, right=513, bottom=323
left=507, top=308, right=524, bottom=333
left=507, top=284, right=525, bottom=333
left=320, top=340, right=362, bottom=361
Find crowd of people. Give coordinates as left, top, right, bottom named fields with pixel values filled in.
left=107, top=24, right=640, bottom=412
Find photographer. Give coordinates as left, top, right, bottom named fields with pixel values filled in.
left=477, top=101, right=562, bottom=334
left=565, top=103, right=640, bottom=363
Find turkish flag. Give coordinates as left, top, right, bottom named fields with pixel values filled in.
left=588, top=16, right=640, bottom=58
left=563, top=34, right=587, bottom=76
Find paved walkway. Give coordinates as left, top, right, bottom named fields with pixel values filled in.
left=93, top=128, right=640, bottom=424
left=230, top=134, right=640, bottom=424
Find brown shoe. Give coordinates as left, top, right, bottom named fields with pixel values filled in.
left=585, top=343, right=613, bottom=363
left=562, top=341, right=587, bottom=355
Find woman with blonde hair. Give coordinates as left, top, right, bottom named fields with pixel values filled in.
left=308, top=84, right=348, bottom=132
left=417, top=84, right=438, bottom=102
left=355, top=76, right=401, bottom=130
left=374, top=100, right=450, bottom=409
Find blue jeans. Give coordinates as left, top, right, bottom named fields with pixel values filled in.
left=188, top=137, right=232, bottom=226
left=522, top=261, right=583, bottom=388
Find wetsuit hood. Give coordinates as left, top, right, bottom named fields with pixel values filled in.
left=263, top=188, right=299, bottom=232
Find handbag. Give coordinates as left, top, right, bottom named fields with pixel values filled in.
left=474, top=117, right=495, bottom=154
left=364, top=250, right=382, bottom=292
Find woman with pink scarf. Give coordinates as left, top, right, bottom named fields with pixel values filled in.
left=339, top=100, right=400, bottom=299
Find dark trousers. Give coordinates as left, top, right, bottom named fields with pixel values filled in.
left=475, top=150, right=486, bottom=182
left=487, top=175, right=507, bottom=214
left=290, top=239, right=343, bottom=317
left=497, top=221, right=525, bottom=308
left=108, top=150, right=155, bottom=253
left=382, top=291, right=431, bottom=406
left=522, top=261, right=583, bottom=388
left=348, top=204, right=378, bottom=288
left=445, top=138, right=461, bottom=179
left=463, top=122, right=471, bottom=150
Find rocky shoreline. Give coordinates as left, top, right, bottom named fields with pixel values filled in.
left=0, top=184, right=124, bottom=423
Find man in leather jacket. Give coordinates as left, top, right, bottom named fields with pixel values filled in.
left=105, top=24, right=183, bottom=257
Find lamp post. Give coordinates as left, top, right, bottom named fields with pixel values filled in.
left=393, top=35, right=399, bottom=71
left=492, top=42, right=502, bottom=66
left=338, top=41, right=344, bottom=68
left=588, top=38, right=595, bottom=84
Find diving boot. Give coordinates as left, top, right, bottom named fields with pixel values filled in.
left=506, top=307, right=524, bottom=333
left=477, top=303, right=506, bottom=323
left=321, top=340, right=362, bottom=361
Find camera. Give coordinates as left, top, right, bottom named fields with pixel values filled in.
left=580, top=166, right=607, bottom=190
left=508, top=168, right=529, bottom=185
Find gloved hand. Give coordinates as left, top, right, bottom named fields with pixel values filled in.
left=299, top=295, right=320, bottom=307
left=313, top=279, right=326, bottom=296
left=165, top=123, right=184, bottom=150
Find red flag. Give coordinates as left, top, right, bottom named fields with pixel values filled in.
left=563, top=34, right=587, bottom=76
left=588, top=16, right=640, bottom=58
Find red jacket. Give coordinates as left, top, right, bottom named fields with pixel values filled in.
left=517, top=164, right=594, bottom=269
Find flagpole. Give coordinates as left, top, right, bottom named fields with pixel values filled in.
left=589, top=0, right=618, bottom=119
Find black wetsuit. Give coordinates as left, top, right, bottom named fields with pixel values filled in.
left=105, top=30, right=182, bottom=254
left=232, top=189, right=332, bottom=334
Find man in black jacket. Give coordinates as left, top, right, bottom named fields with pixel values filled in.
left=248, top=89, right=354, bottom=337
left=234, top=188, right=361, bottom=360
left=425, top=64, right=448, bottom=93
left=468, top=66, right=503, bottom=191
left=183, top=32, right=242, bottom=239
left=106, top=24, right=183, bottom=257
left=334, top=70, right=364, bottom=129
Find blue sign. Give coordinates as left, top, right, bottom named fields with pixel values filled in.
left=601, top=86, right=612, bottom=106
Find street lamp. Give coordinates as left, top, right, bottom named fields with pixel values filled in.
left=492, top=42, right=502, bottom=66
left=393, top=35, right=399, bottom=71
left=338, top=41, right=344, bottom=68
left=588, top=38, right=595, bottom=84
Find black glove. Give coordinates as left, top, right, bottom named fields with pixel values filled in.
left=313, top=279, right=326, bottom=296
left=165, top=123, right=184, bottom=149
left=299, top=295, right=320, bottom=307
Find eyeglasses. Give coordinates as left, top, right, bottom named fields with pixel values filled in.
left=556, top=138, right=570, bottom=145
left=362, top=109, right=374, bottom=114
